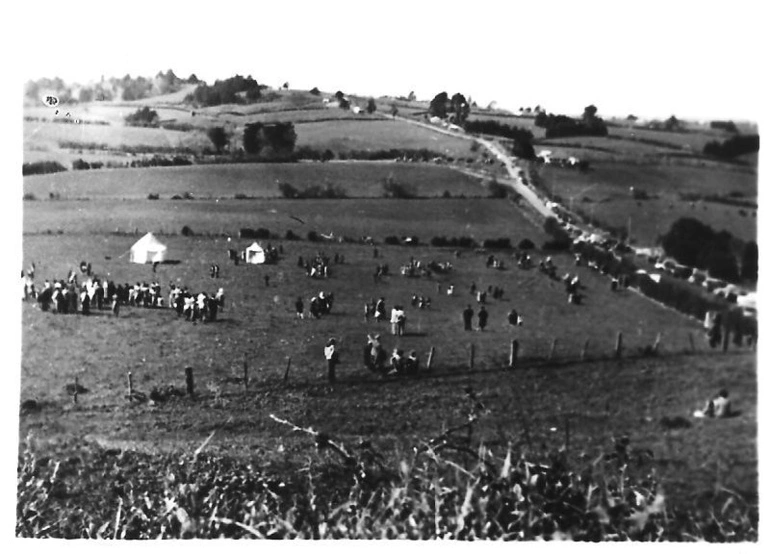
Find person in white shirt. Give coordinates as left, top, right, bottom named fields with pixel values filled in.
left=324, top=338, right=339, bottom=383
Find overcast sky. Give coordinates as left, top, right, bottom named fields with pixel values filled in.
left=11, top=0, right=766, bottom=121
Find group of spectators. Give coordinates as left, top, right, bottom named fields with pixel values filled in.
left=169, top=285, right=225, bottom=323
left=295, top=291, right=335, bottom=319
left=23, top=262, right=225, bottom=323
left=363, top=334, right=420, bottom=376
left=299, top=251, right=333, bottom=279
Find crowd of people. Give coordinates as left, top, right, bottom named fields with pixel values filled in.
left=363, top=334, right=420, bottom=376
left=22, top=262, right=225, bottom=323
left=299, top=251, right=333, bottom=279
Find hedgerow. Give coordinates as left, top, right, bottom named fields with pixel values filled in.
left=17, top=395, right=757, bottom=540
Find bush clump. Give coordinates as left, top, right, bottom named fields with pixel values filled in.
left=482, top=238, right=512, bottom=250
left=22, top=161, right=67, bottom=176
left=518, top=238, right=535, bottom=250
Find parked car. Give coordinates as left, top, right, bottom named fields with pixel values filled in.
left=688, top=270, right=707, bottom=285
left=703, top=278, right=727, bottom=292
left=671, top=264, right=692, bottom=279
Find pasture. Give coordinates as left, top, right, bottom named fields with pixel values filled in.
left=294, top=120, right=475, bottom=157
left=536, top=162, right=757, bottom=244
left=18, top=92, right=758, bottom=536
left=23, top=119, right=211, bottom=153
left=19, top=219, right=756, bottom=512
left=22, top=162, right=486, bottom=201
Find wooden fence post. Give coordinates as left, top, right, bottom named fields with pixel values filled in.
left=564, top=416, right=570, bottom=452
left=427, top=346, right=435, bottom=371
left=688, top=332, right=695, bottom=353
left=185, top=366, right=195, bottom=398
left=509, top=339, right=519, bottom=369
left=652, top=332, right=662, bottom=354
left=74, top=376, right=79, bottom=404
left=283, top=357, right=292, bottom=383
left=469, top=344, right=475, bottom=370
left=581, top=339, right=590, bottom=361
left=615, top=332, right=623, bottom=358
left=548, top=338, right=557, bottom=361
left=243, top=355, right=249, bottom=390
left=127, top=371, right=133, bottom=401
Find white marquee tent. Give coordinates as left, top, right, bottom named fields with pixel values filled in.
left=129, top=232, right=168, bottom=264
left=245, top=242, right=266, bottom=264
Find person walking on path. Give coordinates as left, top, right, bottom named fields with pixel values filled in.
left=478, top=306, right=488, bottom=331
left=463, top=305, right=474, bottom=331
left=324, top=338, right=339, bottom=383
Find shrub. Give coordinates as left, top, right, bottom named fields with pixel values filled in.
left=181, top=225, right=194, bottom=236
left=486, top=179, right=509, bottom=199
left=703, top=134, right=759, bottom=159
left=22, top=161, right=67, bottom=176
left=278, top=181, right=300, bottom=199
left=285, top=230, right=299, bottom=241
left=124, top=106, right=159, bottom=127
left=22, top=193, right=36, bottom=201
left=384, top=236, right=401, bottom=245
left=542, top=239, right=571, bottom=251
left=254, top=228, right=272, bottom=239
left=72, top=159, right=90, bottom=170
left=431, top=236, right=448, bottom=247
left=542, top=217, right=571, bottom=250
left=382, top=177, right=417, bottom=199
left=518, top=238, right=535, bottom=250
left=482, top=238, right=512, bottom=250
left=307, top=231, right=320, bottom=242
left=147, top=193, right=160, bottom=200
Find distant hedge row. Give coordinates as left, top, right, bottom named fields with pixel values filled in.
left=703, top=134, right=759, bottom=159
left=22, top=161, right=67, bottom=176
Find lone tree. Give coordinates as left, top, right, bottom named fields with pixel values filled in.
left=390, top=104, right=399, bottom=119
left=429, top=92, right=449, bottom=119
left=450, top=92, right=470, bottom=124
left=366, top=97, right=377, bottom=114
left=207, top=126, right=229, bottom=154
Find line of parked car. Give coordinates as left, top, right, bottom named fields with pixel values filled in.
left=546, top=201, right=757, bottom=322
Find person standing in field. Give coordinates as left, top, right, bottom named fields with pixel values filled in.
left=478, top=305, right=488, bottom=331
left=324, top=338, right=339, bottom=383
left=390, top=306, right=400, bottom=335
left=295, top=296, right=304, bottom=319
left=396, top=306, right=406, bottom=336
left=463, top=305, right=474, bottom=331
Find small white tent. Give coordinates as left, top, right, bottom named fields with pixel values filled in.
left=129, top=232, right=168, bottom=264
left=245, top=242, right=265, bottom=264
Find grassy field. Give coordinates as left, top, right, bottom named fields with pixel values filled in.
left=295, top=120, right=475, bottom=157
left=23, top=120, right=211, bottom=152
left=23, top=198, right=540, bottom=240
left=536, top=162, right=757, bottom=244
left=19, top=222, right=755, bottom=512
left=22, top=162, right=486, bottom=200
left=18, top=90, right=758, bottom=535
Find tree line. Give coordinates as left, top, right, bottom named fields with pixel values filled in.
left=534, top=105, right=609, bottom=139
left=25, top=70, right=191, bottom=103
left=661, top=217, right=757, bottom=282
left=186, top=75, right=265, bottom=107
left=703, top=134, right=759, bottom=160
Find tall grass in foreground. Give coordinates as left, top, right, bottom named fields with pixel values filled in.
left=17, top=400, right=756, bottom=540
